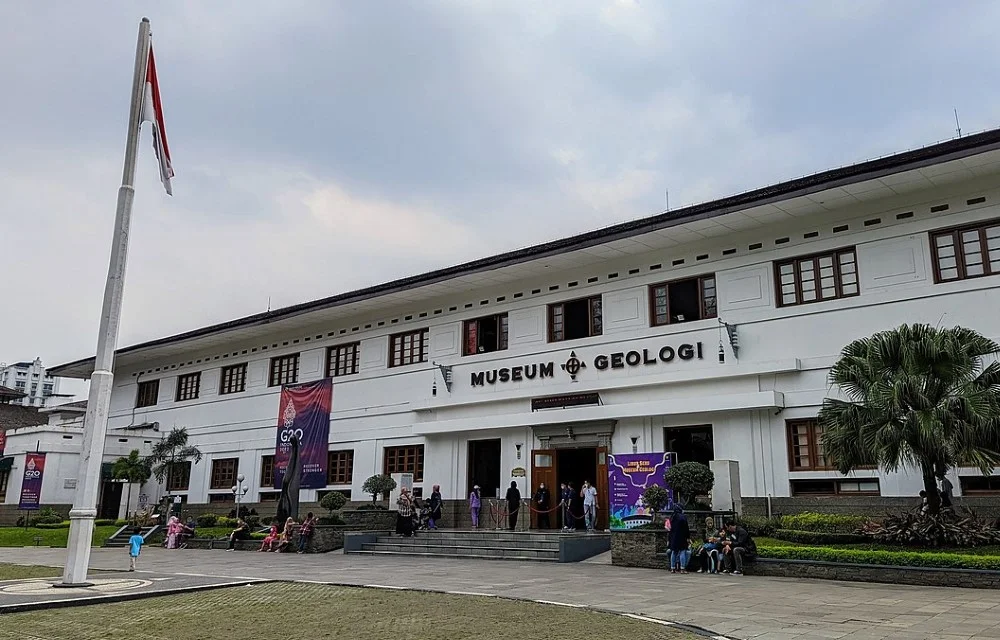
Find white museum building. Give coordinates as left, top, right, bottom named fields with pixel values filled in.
left=7, top=129, right=1000, bottom=522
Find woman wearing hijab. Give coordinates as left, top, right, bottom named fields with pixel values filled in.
left=505, top=481, right=521, bottom=531
left=428, top=484, right=443, bottom=530
left=667, top=505, right=691, bottom=573
left=165, top=516, right=182, bottom=549
left=469, top=485, right=482, bottom=529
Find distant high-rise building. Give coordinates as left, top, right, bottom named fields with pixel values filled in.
left=0, top=358, right=62, bottom=407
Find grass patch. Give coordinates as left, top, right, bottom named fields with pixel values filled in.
left=0, top=563, right=61, bottom=580
left=758, top=537, right=1000, bottom=556
left=760, top=544, right=1000, bottom=571
left=0, top=582, right=696, bottom=639
left=0, top=526, right=119, bottom=548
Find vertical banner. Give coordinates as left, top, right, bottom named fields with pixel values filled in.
left=274, top=378, right=333, bottom=490
left=18, top=452, right=46, bottom=511
left=607, top=452, right=672, bottom=530
left=0, top=430, right=6, bottom=455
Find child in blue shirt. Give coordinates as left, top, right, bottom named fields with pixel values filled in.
left=128, top=527, right=144, bottom=572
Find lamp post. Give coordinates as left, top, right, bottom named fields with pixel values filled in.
left=231, top=474, right=248, bottom=519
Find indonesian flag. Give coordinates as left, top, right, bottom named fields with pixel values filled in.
left=142, top=45, right=174, bottom=195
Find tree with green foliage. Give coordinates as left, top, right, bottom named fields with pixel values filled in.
left=663, top=462, right=714, bottom=508
left=640, top=485, right=670, bottom=524
left=319, top=491, right=347, bottom=515
left=362, top=474, right=397, bottom=505
left=820, top=324, right=1000, bottom=515
left=111, top=449, right=152, bottom=518
left=144, top=427, right=203, bottom=489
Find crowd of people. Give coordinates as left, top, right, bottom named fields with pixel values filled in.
left=665, top=506, right=757, bottom=575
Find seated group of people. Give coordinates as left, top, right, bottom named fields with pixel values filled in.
left=224, top=512, right=318, bottom=553
left=667, top=508, right=757, bottom=575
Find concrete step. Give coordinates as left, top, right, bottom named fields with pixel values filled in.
left=408, top=531, right=601, bottom=543
left=363, top=542, right=560, bottom=559
left=375, top=535, right=562, bottom=551
left=351, top=548, right=559, bottom=562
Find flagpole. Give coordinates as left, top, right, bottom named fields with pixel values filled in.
left=60, top=17, right=151, bottom=587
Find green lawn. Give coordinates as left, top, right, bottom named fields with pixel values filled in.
left=0, top=526, right=119, bottom=548
left=0, top=582, right=695, bottom=640
left=758, top=536, right=1000, bottom=557
left=0, top=563, right=61, bottom=580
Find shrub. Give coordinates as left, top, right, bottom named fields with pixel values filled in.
left=34, top=521, right=71, bottom=529
left=860, top=509, right=1000, bottom=547
left=781, top=512, right=868, bottom=533
left=362, top=474, right=397, bottom=504
left=771, top=529, right=868, bottom=545
left=196, top=513, right=219, bottom=528
left=663, top=462, right=714, bottom=508
left=739, top=515, right=782, bottom=537
left=320, top=492, right=348, bottom=514
left=318, top=514, right=345, bottom=526
left=640, top=485, right=670, bottom=523
left=33, top=507, right=64, bottom=525
left=244, top=515, right=261, bottom=529
left=94, top=519, right=116, bottom=526
left=759, top=544, right=1000, bottom=571
left=356, top=503, right=388, bottom=511
left=217, top=516, right=238, bottom=528
left=114, top=518, right=129, bottom=527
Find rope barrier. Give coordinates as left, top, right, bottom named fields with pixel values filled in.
left=487, top=499, right=598, bottom=529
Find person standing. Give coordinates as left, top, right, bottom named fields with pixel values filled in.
left=533, top=483, right=551, bottom=529
left=469, top=485, right=482, bottom=529
left=581, top=480, right=598, bottom=531
left=506, top=481, right=521, bottom=531
left=938, top=473, right=954, bottom=511
left=428, top=485, right=443, bottom=529
left=297, top=512, right=317, bottom=553
left=559, top=483, right=573, bottom=531
left=667, top=505, right=691, bottom=573
left=127, top=527, right=144, bottom=572
left=396, top=488, right=415, bottom=537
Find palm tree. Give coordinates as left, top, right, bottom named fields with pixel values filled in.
left=144, top=427, right=203, bottom=490
left=111, top=449, right=152, bottom=519
left=819, top=324, right=1000, bottom=515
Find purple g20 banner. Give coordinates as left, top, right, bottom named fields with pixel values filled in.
left=274, top=378, right=333, bottom=490
left=18, top=452, right=46, bottom=511
left=607, top=452, right=672, bottom=530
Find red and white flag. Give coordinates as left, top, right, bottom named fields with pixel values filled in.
left=142, top=45, right=174, bottom=195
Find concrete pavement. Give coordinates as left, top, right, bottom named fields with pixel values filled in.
left=2, top=546, right=999, bottom=639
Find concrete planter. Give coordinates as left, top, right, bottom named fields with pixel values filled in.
left=748, top=557, right=1000, bottom=589
left=183, top=525, right=344, bottom=553
left=339, top=509, right=396, bottom=530
left=610, top=530, right=670, bottom=570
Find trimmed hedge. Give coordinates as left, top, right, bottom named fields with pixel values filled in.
left=760, top=545, right=1000, bottom=571
left=34, top=521, right=71, bottom=530
left=780, top=513, right=867, bottom=533
left=772, top=529, right=868, bottom=545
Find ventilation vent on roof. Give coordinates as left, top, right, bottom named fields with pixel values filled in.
left=748, top=243, right=762, bottom=250
left=864, top=218, right=881, bottom=227
left=628, top=268, right=640, bottom=274
left=672, top=259, right=684, bottom=266
left=464, top=303, right=473, bottom=308
left=292, top=339, right=299, bottom=344
left=391, top=319, right=399, bottom=324
left=404, top=315, right=413, bottom=320
left=930, top=204, right=949, bottom=213
left=418, top=312, right=427, bottom=318
left=567, top=281, right=578, bottom=287
left=696, top=254, right=709, bottom=261
left=775, top=238, right=789, bottom=245
left=340, top=329, right=347, bottom=334
left=532, top=289, right=542, bottom=294
left=804, top=231, right=819, bottom=239
left=833, top=225, right=849, bottom=233
left=304, top=337, right=311, bottom=342
left=896, top=211, right=914, bottom=220
left=722, top=249, right=736, bottom=256
left=378, top=321, right=386, bottom=326
left=496, top=297, right=505, bottom=302
left=512, top=294, right=522, bottom=300
left=548, top=286, right=558, bottom=292
left=433, top=309, right=442, bottom=315
left=968, top=197, right=986, bottom=205
left=480, top=299, right=489, bottom=305
left=587, top=277, right=598, bottom=283
left=608, top=272, right=619, bottom=278
left=365, top=324, right=373, bottom=328
left=449, top=306, right=458, bottom=311
left=650, top=263, right=662, bottom=270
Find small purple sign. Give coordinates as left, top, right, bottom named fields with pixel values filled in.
left=607, top=452, right=672, bottom=530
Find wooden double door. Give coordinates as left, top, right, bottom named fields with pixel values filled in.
left=530, top=446, right=608, bottom=530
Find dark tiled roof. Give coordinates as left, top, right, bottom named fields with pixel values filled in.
left=49, top=127, right=1000, bottom=374
left=51, top=400, right=87, bottom=410
left=0, top=385, right=26, bottom=400
left=0, top=404, right=45, bottom=431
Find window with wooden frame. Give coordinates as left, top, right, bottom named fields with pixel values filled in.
left=135, top=379, right=159, bottom=408
left=463, top=314, right=509, bottom=355
left=268, top=353, right=299, bottom=387
left=175, top=372, right=201, bottom=402
left=650, top=275, right=717, bottom=326
left=960, top=476, right=1000, bottom=495
left=327, top=450, right=354, bottom=485
left=790, top=478, right=880, bottom=497
left=383, top=445, right=424, bottom=482
left=210, top=458, right=239, bottom=490
left=166, top=461, right=191, bottom=491
left=548, top=295, right=602, bottom=342
left=389, top=329, right=428, bottom=368
left=219, top=363, right=247, bottom=395
left=259, top=491, right=280, bottom=502
left=326, top=343, right=360, bottom=377
left=787, top=419, right=834, bottom=471
left=260, top=455, right=275, bottom=489
left=931, top=219, right=1000, bottom=283
left=775, top=248, right=859, bottom=307
left=208, top=493, right=234, bottom=503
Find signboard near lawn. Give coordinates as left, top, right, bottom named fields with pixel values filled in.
left=607, top=452, right=672, bottom=530
left=18, top=452, right=46, bottom=511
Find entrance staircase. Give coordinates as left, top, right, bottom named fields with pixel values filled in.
left=104, top=524, right=160, bottom=548
left=344, top=530, right=610, bottom=563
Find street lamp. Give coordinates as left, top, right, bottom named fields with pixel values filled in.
left=231, top=473, right=249, bottom=519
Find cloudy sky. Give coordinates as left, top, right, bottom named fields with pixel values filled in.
left=2, top=1, right=1000, bottom=398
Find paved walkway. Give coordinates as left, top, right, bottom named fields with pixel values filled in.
left=2, top=547, right=1000, bottom=639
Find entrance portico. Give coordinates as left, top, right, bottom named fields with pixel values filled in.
left=531, top=421, right=614, bottom=530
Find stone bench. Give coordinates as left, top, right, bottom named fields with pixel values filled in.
left=181, top=525, right=345, bottom=553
